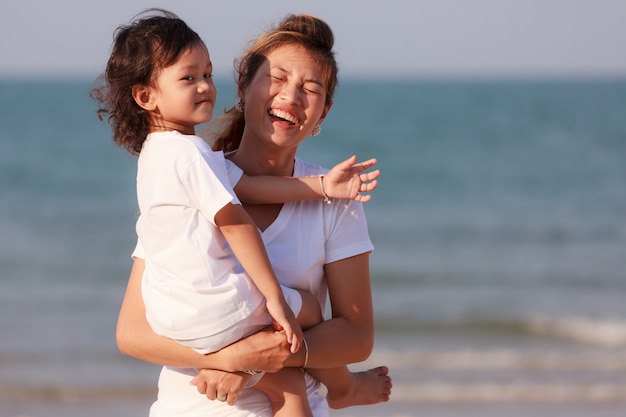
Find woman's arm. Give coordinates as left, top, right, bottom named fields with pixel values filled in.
left=192, top=253, right=374, bottom=397
left=116, top=258, right=295, bottom=372
left=196, top=252, right=374, bottom=371
left=284, top=252, right=375, bottom=369
left=116, top=257, right=215, bottom=368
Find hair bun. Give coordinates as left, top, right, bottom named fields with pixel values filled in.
left=279, top=14, right=334, bottom=51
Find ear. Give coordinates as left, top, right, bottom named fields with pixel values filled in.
left=132, top=84, right=157, bottom=111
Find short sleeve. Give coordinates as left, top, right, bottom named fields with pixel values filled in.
left=324, top=199, right=374, bottom=264
left=131, top=237, right=145, bottom=259
left=183, top=148, right=241, bottom=225
left=224, top=158, right=244, bottom=188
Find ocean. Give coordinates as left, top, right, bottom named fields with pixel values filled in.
left=1, top=78, right=625, bottom=417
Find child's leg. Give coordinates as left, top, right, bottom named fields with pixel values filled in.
left=294, top=290, right=323, bottom=329
left=254, top=368, right=313, bottom=417
left=306, top=365, right=392, bottom=409
left=294, top=290, right=392, bottom=408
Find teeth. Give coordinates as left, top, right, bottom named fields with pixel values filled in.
left=269, top=109, right=299, bottom=124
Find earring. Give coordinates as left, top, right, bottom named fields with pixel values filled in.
left=311, top=124, right=321, bottom=137
left=235, top=98, right=243, bottom=113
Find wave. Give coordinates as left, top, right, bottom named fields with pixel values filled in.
left=0, top=383, right=156, bottom=403
left=526, top=316, right=626, bottom=347
left=388, top=382, right=626, bottom=404
left=3, top=381, right=626, bottom=405
left=367, top=348, right=626, bottom=372
left=375, top=315, right=626, bottom=347
left=362, top=343, right=626, bottom=405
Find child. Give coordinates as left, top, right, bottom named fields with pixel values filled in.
left=91, top=9, right=380, bottom=417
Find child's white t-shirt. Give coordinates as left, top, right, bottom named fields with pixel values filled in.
left=136, top=131, right=264, bottom=343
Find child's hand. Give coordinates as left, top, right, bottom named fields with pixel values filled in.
left=266, top=298, right=303, bottom=354
left=323, top=155, right=380, bottom=203
left=191, top=368, right=251, bottom=405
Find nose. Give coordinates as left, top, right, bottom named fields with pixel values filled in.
left=198, top=77, right=214, bottom=93
left=278, top=82, right=301, bottom=105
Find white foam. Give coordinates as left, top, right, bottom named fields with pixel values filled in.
left=365, top=348, right=626, bottom=371
left=389, top=382, right=626, bottom=403
left=527, top=316, right=626, bottom=347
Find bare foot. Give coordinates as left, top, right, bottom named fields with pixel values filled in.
left=326, top=366, right=392, bottom=409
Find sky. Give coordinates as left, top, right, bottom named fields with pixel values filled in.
left=2, top=0, right=626, bottom=80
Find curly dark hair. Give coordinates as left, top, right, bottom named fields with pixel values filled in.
left=210, top=14, right=338, bottom=153
left=90, top=9, right=205, bottom=154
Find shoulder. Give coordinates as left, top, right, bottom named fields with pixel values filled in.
left=144, top=131, right=212, bottom=153
left=174, top=133, right=217, bottom=159
left=153, top=132, right=224, bottom=163
left=140, top=132, right=228, bottom=178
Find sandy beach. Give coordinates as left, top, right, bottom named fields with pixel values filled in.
left=3, top=398, right=626, bottom=417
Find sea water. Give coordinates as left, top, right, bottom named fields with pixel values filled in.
left=1, top=78, right=625, bottom=416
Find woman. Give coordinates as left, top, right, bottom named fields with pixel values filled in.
left=116, top=14, right=391, bottom=417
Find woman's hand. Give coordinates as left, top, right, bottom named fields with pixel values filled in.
left=219, top=327, right=294, bottom=372
left=191, top=369, right=252, bottom=406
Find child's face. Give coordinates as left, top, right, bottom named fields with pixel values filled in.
left=150, top=44, right=216, bottom=135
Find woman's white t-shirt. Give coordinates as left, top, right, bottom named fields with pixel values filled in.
left=134, top=154, right=374, bottom=417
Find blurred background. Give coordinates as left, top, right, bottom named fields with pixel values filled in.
left=1, top=1, right=625, bottom=416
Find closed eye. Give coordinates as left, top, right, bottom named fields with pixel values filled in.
left=303, top=82, right=323, bottom=95
left=304, top=86, right=322, bottom=95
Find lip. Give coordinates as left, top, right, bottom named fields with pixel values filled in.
left=197, top=96, right=213, bottom=104
left=268, top=107, right=300, bottom=126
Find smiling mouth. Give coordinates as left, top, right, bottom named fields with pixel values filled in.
left=268, top=108, right=299, bottom=125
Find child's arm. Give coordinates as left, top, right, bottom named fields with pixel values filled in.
left=214, top=202, right=302, bottom=354
left=234, top=155, right=380, bottom=204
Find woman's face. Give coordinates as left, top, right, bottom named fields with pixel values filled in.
left=241, top=44, right=332, bottom=152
